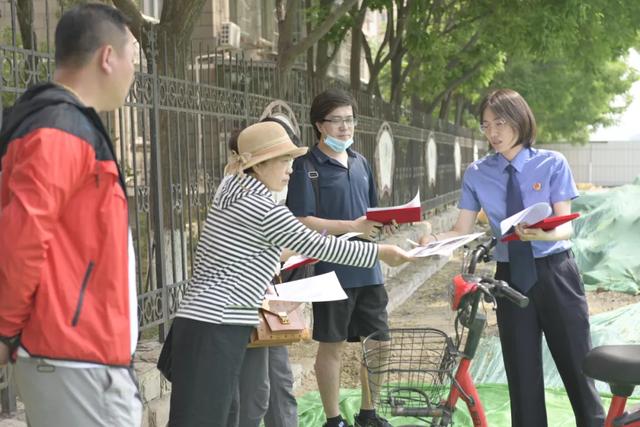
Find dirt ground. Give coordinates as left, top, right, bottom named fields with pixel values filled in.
left=290, top=253, right=640, bottom=397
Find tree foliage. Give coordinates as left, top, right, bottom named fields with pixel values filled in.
left=13, top=0, right=640, bottom=142
left=357, top=0, right=640, bottom=141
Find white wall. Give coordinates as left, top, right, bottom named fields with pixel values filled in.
left=544, top=141, right=640, bottom=186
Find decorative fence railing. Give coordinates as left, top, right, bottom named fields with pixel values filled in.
left=0, top=1, right=487, bottom=414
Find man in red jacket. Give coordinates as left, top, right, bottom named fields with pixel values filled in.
left=0, top=4, right=140, bottom=426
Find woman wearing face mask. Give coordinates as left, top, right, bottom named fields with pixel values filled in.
left=419, top=89, right=605, bottom=427
left=286, top=88, right=397, bottom=427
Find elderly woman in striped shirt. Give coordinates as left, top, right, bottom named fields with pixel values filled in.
left=163, top=121, right=414, bottom=426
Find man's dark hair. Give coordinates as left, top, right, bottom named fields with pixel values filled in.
left=479, top=88, right=537, bottom=148
left=55, top=3, right=130, bottom=67
left=309, top=88, right=358, bottom=140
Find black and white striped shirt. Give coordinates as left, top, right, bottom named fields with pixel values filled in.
left=176, top=174, right=378, bottom=326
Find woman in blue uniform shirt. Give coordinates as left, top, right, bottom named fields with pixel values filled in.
left=421, top=89, right=604, bottom=426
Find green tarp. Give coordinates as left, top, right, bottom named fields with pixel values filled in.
left=298, top=302, right=640, bottom=425
left=572, top=178, right=640, bottom=294
left=298, top=385, right=639, bottom=426
left=298, top=181, right=640, bottom=425
left=471, top=302, right=640, bottom=394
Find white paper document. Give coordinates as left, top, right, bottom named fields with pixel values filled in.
left=267, top=272, right=347, bottom=302
left=281, top=232, right=362, bottom=271
left=499, top=202, right=552, bottom=235
left=407, top=232, right=485, bottom=257
left=367, top=190, right=420, bottom=212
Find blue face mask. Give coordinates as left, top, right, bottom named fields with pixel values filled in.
left=323, top=135, right=354, bottom=153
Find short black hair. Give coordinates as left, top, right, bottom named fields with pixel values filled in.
left=309, top=88, right=357, bottom=140
left=55, top=3, right=130, bottom=67
left=479, top=88, right=537, bottom=148
left=260, top=116, right=301, bottom=146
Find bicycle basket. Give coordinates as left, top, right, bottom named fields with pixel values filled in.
left=362, top=328, right=457, bottom=418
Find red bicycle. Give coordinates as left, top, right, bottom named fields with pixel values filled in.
left=362, top=239, right=528, bottom=426
left=583, top=345, right=640, bottom=426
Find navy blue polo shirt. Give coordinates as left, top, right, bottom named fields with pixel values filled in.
left=286, top=144, right=384, bottom=288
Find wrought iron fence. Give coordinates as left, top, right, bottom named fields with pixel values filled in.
left=0, top=0, right=487, bottom=414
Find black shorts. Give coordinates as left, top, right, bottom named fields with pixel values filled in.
left=312, top=284, right=390, bottom=343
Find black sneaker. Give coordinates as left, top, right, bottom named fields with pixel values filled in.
left=354, top=414, right=393, bottom=427
left=322, top=420, right=352, bottom=427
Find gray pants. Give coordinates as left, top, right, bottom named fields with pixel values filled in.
left=15, top=357, right=142, bottom=427
left=229, top=346, right=298, bottom=427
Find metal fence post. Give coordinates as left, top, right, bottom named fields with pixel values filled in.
left=0, top=366, right=17, bottom=415
left=147, top=30, right=170, bottom=341
left=243, top=55, right=250, bottom=123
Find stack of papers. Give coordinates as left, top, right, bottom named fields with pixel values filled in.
left=499, top=202, right=580, bottom=242
left=267, top=272, right=347, bottom=302
left=281, top=232, right=362, bottom=271
left=407, top=232, right=485, bottom=257
left=499, top=202, right=552, bottom=235
left=366, top=191, right=421, bottom=224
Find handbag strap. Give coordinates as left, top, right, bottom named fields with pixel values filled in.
left=304, top=155, right=320, bottom=210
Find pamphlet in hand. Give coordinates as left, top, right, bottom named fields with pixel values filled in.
left=407, top=232, right=485, bottom=258
left=500, top=213, right=580, bottom=242
left=366, top=191, right=421, bottom=224
left=499, top=202, right=552, bottom=236
left=281, top=232, right=363, bottom=271
left=267, top=272, right=347, bottom=302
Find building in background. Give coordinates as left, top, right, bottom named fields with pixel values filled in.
left=545, top=141, right=640, bottom=186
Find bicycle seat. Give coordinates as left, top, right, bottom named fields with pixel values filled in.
left=583, top=345, right=640, bottom=388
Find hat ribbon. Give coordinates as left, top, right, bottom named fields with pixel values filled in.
left=224, top=151, right=253, bottom=176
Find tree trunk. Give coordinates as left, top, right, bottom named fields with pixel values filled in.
left=439, top=91, right=452, bottom=122
left=454, top=94, right=466, bottom=126
left=16, top=0, right=40, bottom=80
left=389, top=49, right=403, bottom=120
left=410, top=94, right=427, bottom=127
left=277, top=0, right=359, bottom=83
left=16, top=0, right=36, bottom=50
left=350, top=3, right=367, bottom=91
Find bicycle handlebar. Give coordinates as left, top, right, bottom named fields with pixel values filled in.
left=466, top=238, right=497, bottom=275
left=458, top=239, right=529, bottom=320
left=479, top=278, right=529, bottom=308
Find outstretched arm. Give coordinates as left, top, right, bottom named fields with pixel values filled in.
left=419, top=209, right=479, bottom=245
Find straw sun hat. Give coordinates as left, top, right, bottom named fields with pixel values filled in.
left=225, top=121, right=308, bottom=175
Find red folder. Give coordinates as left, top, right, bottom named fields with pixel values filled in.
left=282, top=256, right=317, bottom=272
left=501, top=213, right=580, bottom=242
left=366, top=206, right=422, bottom=225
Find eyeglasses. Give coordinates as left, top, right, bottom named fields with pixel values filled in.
left=479, top=118, right=508, bottom=134
left=322, top=116, right=358, bottom=127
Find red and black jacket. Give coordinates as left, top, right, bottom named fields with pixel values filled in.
left=0, top=83, right=136, bottom=366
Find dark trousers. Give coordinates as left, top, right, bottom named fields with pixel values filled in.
left=168, top=317, right=253, bottom=427
left=495, top=250, right=605, bottom=427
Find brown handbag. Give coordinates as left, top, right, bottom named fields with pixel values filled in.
left=248, top=300, right=311, bottom=348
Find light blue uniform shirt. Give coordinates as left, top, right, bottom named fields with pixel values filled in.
left=459, top=147, right=578, bottom=262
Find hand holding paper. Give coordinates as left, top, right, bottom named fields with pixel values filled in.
left=500, top=202, right=552, bottom=236
left=501, top=213, right=580, bottom=242
left=366, top=191, right=421, bottom=224
left=500, top=202, right=580, bottom=242
left=407, top=232, right=485, bottom=257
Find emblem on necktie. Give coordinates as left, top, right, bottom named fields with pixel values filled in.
left=533, top=182, right=542, bottom=191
